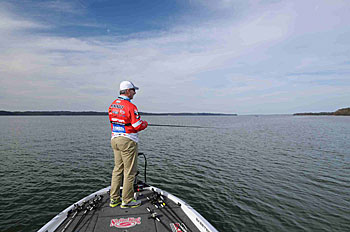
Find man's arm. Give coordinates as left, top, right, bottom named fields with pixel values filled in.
left=130, top=106, right=148, bottom=132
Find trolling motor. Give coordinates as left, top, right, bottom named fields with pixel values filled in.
left=134, top=152, right=148, bottom=192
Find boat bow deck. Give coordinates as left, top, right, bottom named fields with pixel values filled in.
left=41, top=186, right=214, bottom=232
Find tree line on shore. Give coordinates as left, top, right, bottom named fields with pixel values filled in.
left=1, top=108, right=349, bottom=116
left=294, top=107, right=350, bottom=116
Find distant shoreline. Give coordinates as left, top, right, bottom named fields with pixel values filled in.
left=0, top=110, right=237, bottom=116
left=294, top=107, right=350, bottom=116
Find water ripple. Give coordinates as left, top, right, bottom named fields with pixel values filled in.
left=1, top=116, right=350, bottom=232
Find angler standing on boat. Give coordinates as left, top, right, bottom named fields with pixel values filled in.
left=108, top=80, right=148, bottom=208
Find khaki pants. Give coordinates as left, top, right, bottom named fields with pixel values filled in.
left=110, top=136, right=138, bottom=204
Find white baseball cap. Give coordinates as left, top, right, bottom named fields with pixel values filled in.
left=120, top=80, right=139, bottom=91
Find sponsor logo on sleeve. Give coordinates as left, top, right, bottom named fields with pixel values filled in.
left=110, top=217, right=141, bottom=228
left=134, top=110, right=140, bottom=119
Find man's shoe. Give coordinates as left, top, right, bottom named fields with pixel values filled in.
left=110, top=198, right=122, bottom=207
left=120, top=199, right=141, bottom=208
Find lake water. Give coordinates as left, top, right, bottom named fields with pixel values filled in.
left=0, top=115, right=349, bottom=232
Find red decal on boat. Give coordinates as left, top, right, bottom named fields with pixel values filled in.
left=170, top=223, right=183, bottom=232
left=110, top=217, right=141, bottom=228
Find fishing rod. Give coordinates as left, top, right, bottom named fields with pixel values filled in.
left=148, top=124, right=212, bottom=129
left=147, top=194, right=189, bottom=232
left=79, top=195, right=108, bottom=231
left=146, top=207, right=173, bottom=232
left=158, top=194, right=192, bottom=232
left=147, top=194, right=171, bottom=222
left=71, top=195, right=103, bottom=232
left=61, top=201, right=87, bottom=232
left=149, top=191, right=192, bottom=232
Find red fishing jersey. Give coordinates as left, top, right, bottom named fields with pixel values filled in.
left=108, top=96, right=148, bottom=142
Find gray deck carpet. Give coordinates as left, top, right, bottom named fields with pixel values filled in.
left=54, top=189, right=201, bottom=232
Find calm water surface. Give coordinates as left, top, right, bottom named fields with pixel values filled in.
left=0, top=115, right=349, bottom=232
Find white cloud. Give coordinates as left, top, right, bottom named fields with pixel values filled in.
left=0, top=6, right=47, bottom=32
left=0, top=0, right=350, bottom=114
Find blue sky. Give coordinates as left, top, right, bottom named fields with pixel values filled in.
left=0, top=0, right=349, bottom=114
